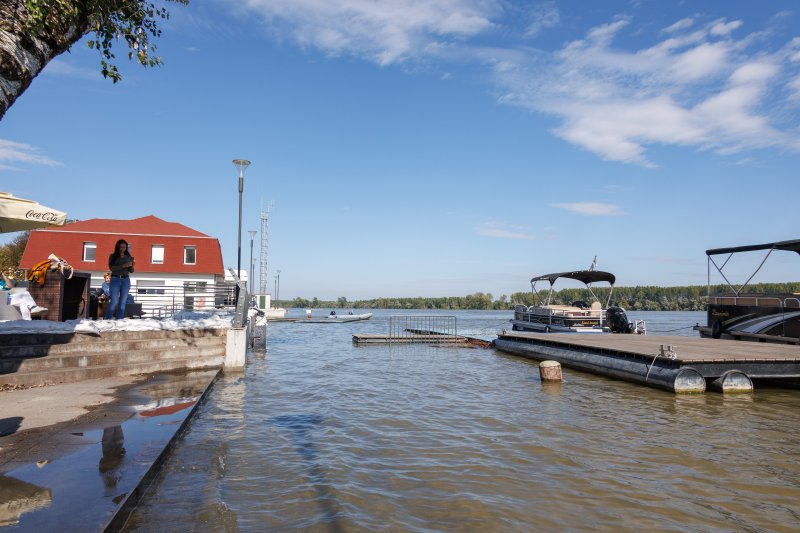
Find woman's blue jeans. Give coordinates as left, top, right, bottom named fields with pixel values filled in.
left=104, top=276, right=131, bottom=319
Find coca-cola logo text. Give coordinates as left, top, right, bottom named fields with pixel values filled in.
left=26, top=209, right=60, bottom=223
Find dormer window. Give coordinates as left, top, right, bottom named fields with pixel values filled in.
left=151, top=244, right=164, bottom=264
left=83, top=242, right=96, bottom=262
left=184, top=245, right=196, bottom=265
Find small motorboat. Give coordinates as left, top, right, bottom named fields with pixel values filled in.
left=302, top=311, right=373, bottom=323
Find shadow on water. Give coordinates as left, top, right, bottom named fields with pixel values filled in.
left=0, top=417, right=22, bottom=437
left=269, top=414, right=343, bottom=533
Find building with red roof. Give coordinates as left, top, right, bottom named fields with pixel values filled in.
left=20, top=216, right=226, bottom=297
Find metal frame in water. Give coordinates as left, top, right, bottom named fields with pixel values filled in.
left=389, top=315, right=458, bottom=343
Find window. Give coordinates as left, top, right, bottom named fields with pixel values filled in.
left=136, top=279, right=165, bottom=295
left=184, top=245, right=196, bottom=265
left=151, top=244, right=164, bottom=264
left=83, top=242, right=96, bottom=262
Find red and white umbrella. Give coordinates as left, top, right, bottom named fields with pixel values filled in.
left=0, top=192, right=66, bottom=233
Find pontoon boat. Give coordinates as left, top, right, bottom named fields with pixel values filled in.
left=695, top=239, right=800, bottom=345
left=511, top=270, right=644, bottom=334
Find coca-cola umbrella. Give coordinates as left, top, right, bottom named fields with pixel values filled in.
left=0, top=192, right=66, bottom=233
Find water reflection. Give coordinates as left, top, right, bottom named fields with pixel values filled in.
left=99, top=426, right=126, bottom=492
left=0, top=476, right=51, bottom=527
left=270, top=415, right=343, bottom=533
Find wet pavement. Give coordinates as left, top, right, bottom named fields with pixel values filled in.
left=0, top=369, right=219, bottom=530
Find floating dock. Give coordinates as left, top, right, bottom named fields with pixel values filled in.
left=353, top=332, right=492, bottom=347
left=495, top=331, right=800, bottom=393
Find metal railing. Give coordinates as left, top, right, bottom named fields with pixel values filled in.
left=91, top=278, right=248, bottom=323
left=710, top=295, right=791, bottom=308
left=513, top=305, right=606, bottom=325
left=388, top=315, right=458, bottom=343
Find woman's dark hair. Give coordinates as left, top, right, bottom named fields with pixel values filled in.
left=111, top=239, right=131, bottom=260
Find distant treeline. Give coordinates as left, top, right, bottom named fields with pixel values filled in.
left=278, top=282, right=800, bottom=311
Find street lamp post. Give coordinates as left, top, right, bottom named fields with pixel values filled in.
left=248, top=230, right=257, bottom=293
left=276, top=269, right=281, bottom=303
left=232, top=159, right=250, bottom=286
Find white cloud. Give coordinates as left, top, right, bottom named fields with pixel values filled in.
left=42, top=59, right=99, bottom=80
left=788, top=74, right=800, bottom=101
left=476, top=221, right=534, bottom=240
left=492, top=15, right=800, bottom=165
left=524, top=2, right=559, bottom=39
left=671, top=42, right=729, bottom=81
left=234, top=3, right=800, bottom=166
left=0, top=140, right=62, bottom=170
left=241, top=0, right=499, bottom=65
left=663, top=17, right=695, bottom=33
left=551, top=202, right=623, bottom=216
left=709, top=19, right=742, bottom=37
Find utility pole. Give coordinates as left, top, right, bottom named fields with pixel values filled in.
left=259, top=204, right=272, bottom=294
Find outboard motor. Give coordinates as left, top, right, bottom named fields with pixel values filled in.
left=607, top=306, right=632, bottom=333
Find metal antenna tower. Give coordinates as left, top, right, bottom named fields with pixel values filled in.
left=259, top=203, right=272, bottom=294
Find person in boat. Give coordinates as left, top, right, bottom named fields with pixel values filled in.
left=330, top=310, right=337, bottom=316
left=348, top=310, right=354, bottom=315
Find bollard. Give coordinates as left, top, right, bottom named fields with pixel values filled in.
left=539, top=360, right=563, bottom=382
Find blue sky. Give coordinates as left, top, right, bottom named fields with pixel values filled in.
left=2, top=0, right=799, bottom=300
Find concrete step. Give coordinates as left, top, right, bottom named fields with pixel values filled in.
left=0, top=343, right=226, bottom=374
left=0, top=334, right=226, bottom=359
left=0, top=354, right=225, bottom=387
left=0, top=327, right=227, bottom=348
left=0, top=328, right=229, bottom=388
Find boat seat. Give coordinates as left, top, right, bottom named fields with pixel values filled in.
left=589, top=301, right=602, bottom=317
left=546, top=305, right=583, bottom=315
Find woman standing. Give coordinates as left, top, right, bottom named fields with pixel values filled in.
left=105, top=239, right=135, bottom=320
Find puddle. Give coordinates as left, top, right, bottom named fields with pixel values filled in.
left=0, top=370, right=217, bottom=531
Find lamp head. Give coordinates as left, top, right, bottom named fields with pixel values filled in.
left=232, top=159, right=251, bottom=175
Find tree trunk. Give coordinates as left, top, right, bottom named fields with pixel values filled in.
left=0, top=1, right=89, bottom=120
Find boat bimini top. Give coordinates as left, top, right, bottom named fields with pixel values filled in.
left=530, top=270, right=616, bottom=307
left=531, top=270, right=616, bottom=286
left=705, top=239, right=800, bottom=296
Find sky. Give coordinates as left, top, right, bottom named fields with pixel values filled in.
left=2, top=0, right=800, bottom=300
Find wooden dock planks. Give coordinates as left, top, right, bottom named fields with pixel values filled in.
left=498, top=332, right=800, bottom=363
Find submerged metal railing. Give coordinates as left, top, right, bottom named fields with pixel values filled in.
left=389, top=315, right=458, bottom=343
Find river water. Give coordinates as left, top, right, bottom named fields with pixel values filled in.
left=124, top=310, right=800, bottom=532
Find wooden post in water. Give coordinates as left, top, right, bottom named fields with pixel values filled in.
left=539, top=360, right=563, bottom=382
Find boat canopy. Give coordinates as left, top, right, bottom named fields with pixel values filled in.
left=531, top=270, right=616, bottom=286
left=706, top=239, right=800, bottom=256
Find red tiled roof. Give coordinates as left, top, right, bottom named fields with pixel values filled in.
left=39, top=215, right=209, bottom=237
left=20, top=215, right=224, bottom=275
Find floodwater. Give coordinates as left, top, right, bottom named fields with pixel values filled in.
left=125, top=310, right=800, bottom=532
